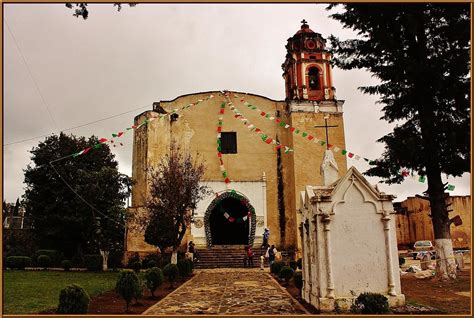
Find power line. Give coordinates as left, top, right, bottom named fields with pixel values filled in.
left=49, top=161, right=126, bottom=229
left=5, top=19, right=60, bottom=132
left=4, top=103, right=152, bottom=146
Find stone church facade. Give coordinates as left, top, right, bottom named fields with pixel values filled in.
left=126, top=21, right=349, bottom=256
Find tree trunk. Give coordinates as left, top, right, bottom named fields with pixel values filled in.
left=411, top=8, right=456, bottom=280
left=171, top=248, right=178, bottom=265
left=99, top=249, right=109, bottom=271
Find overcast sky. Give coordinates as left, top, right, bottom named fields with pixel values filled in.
left=3, top=3, right=470, bottom=203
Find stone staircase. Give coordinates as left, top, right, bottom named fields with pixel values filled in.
left=194, top=245, right=269, bottom=269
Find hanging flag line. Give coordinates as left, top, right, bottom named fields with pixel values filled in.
left=66, top=94, right=215, bottom=161
left=230, top=92, right=456, bottom=191
left=217, top=92, right=232, bottom=189
left=224, top=94, right=294, bottom=154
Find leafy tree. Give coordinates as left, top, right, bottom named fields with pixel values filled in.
left=65, top=3, right=137, bottom=20
left=327, top=3, right=470, bottom=280
left=23, top=132, right=131, bottom=263
left=133, top=140, right=211, bottom=264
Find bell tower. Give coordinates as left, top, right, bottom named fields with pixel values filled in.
left=282, top=20, right=343, bottom=112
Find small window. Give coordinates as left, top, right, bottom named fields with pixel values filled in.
left=221, top=132, right=237, bottom=154
left=310, top=55, right=316, bottom=59
left=308, top=67, right=320, bottom=90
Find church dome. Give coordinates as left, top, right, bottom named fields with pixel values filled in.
left=295, top=19, right=315, bottom=35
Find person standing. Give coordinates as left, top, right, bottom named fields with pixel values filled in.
left=262, top=228, right=270, bottom=249
left=268, top=244, right=276, bottom=266
left=246, top=245, right=254, bottom=268
left=188, top=241, right=199, bottom=263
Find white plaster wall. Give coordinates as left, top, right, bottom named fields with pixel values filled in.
left=191, top=180, right=266, bottom=246
left=330, top=183, right=389, bottom=296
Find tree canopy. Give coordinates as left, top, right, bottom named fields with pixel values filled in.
left=327, top=3, right=470, bottom=279
left=139, top=141, right=211, bottom=256
left=327, top=3, right=470, bottom=183
left=23, top=132, right=131, bottom=257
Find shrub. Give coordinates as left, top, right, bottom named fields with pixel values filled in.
left=6, top=256, right=32, bottom=270
left=293, top=271, right=303, bottom=296
left=398, top=256, right=405, bottom=266
left=84, top=254, right=102, bottom=271
left=296, top=258, right=302, bottom=270
left=144, top=260, right=157, bottom=269
left=108, top=250, right=124, bottom=269
left=116, top=270, right=142, bottom=312
left=163, top=263, right=179, bottom=287
left=131, top=261, right=142, bottom=273
left=278, top=266, right=294, bottom=285
left=57, top=284, right=90, bottom=314
left=71, top=255, right=84, bottom=268
left=289, top=260, right=298, bottom=271
left=177, top=259, right=189, bottom=277
left=61, top=260, right=72, bottom=271
left=37, top=255, right=51, bottom=269
left=35, top=249, right=63, bottom=267
left=144, top=267, right=164, bottom=297
left=351, top=292, right=390, bottom=314
left=270, top=260, right=286, bottom=275
left=186, top=259, right=193, bottom=275
left=142, top=252, right=162, bottom=269
left=127, top=252, right=141, bottom=268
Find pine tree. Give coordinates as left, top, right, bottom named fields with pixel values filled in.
left=327, top=3, right=470, bottom=279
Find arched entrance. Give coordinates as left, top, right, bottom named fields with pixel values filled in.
left=204, top=191, right=256, bottom=247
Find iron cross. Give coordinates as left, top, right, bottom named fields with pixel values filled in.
left=314, top=116, right=338, bottom=150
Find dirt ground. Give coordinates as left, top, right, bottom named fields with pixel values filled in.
left=38, top=274, right=194, bottom=315
left=400, top=268, right=471, bottom=314
left=87, top=275, right=194, bottom=314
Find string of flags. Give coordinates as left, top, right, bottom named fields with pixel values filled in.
left=223, top=95, right=294, bottom=154
left=214, top=189, right=255, bottom=223
left=230, top=92, right=456, bottom=191
left=217, top=92, right=232, bottom=189
left=71, top=94, right=215, bottom=159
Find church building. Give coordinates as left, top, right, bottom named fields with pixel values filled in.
left=126, top=20, right=348, bottom=257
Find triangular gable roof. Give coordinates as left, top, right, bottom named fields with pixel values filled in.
left=311, top=166, right=395, bottom=203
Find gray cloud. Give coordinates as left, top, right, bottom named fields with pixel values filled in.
left=3, top=4, right=470, bottom=202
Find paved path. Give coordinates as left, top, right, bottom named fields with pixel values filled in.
left=143, top=268, right=308, bottom=315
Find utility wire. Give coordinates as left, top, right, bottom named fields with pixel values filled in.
left=5, top=19, right=60, bottom=132
left=49, top=161, right=126, bottom=228
left=4, top=103, right=152, bottom=146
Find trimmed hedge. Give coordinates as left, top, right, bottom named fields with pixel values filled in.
left=35, top=250, right=63, bottom=267
left=61, top=260, right=72, bottom=271
left=116, top=270, right=142, bottom=312
left=57, top=284, right=90, bottom=314
left=270, top=260, right=286, bottom=275
left=177, top=259, right=189, bottom=277
left=278, top=265, right=294, bottom=285
left=6, top=256, right=32, bottom=270
left=289, top=260, right=298, bottom=271
left=144, top=267, right=164, bottom=297
left=296, top=258, right=302, bottom=270
left=163, top=263, right=179, bottom=286
left=84, top=254, right=102, bottom=271
left=37, top=255, right=51, bottom=268
left=293, top=271, right=303, bottom=290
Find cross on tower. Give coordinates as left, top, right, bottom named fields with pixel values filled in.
left=301, top=19, right=308, bottom=26
left=314, top=116, right=338, bottom=150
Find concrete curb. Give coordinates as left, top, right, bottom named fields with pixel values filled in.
left=142, top=272, right=201, bottom=315
left=266, top=273, right=310, bottom=314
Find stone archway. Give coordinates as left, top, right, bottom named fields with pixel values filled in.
left=204, top=191, right=257, bottom=247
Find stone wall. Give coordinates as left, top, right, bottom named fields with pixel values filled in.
left=395, top=196, right=471, bottom=249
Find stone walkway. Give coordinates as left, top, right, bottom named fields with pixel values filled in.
left=143, top=268, right=308, bottom=315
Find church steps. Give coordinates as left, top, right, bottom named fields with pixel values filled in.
left=193, top=246, right=270, bottom=268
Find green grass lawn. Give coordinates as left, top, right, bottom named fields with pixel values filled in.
left=3, top=270, right=119, bottom=314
